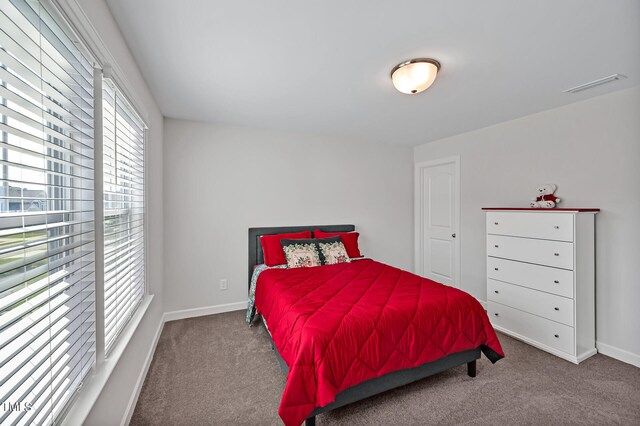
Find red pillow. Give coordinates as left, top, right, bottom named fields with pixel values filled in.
left=314, top=230, right=362, bottom=258
left=260, top=231, right=312, bottom=266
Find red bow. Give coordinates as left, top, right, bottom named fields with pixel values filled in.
left=536, top=194, right=558, bottom=202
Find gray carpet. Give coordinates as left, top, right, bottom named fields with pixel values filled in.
left=130, top=310, right=640, bottom=425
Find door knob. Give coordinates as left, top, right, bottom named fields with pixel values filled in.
left=452, top=233, right=456, bottom=238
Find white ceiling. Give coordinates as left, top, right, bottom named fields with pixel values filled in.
left=105, top=0, right=640, bottom=146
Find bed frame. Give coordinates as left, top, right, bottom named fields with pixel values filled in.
left=248, top=225, right=480, bottom=426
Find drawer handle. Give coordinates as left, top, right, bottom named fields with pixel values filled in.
left=554, top=307, right=559, bottom=311
left=494, top=267, right=499, bottom=271
left=554, top=253, right=560, bottom=256
left=494, top=290, right=499, bottom=294
left=554, top=334, right=559, bottom=338
left=494, top=222, right=499, bottom=225
left=494, top=313, right=499, bottom=316
left=554, top=226, right=560, bottom=229
left=554, top=280, right=560, bottom=284
left=494, top=245, right=499, bottom=248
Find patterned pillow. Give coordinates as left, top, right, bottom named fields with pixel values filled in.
left=281, top=240, right=322, bottom=268
left=281, top=237, right=351, bottom=267
left=317, top=239, right=351, bottom=265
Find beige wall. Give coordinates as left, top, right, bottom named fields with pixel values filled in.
left=414, top=86, right=640, bottom=361
left=163, top=119, right=414, bottom=312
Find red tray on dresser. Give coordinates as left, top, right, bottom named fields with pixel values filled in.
left=482, top=208, right=600, bottom=212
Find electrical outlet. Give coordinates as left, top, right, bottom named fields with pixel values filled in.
left=219, top=279, right=228, bottom=290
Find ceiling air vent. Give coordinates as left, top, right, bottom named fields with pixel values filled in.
left=563, top=74, right=627, bottom=94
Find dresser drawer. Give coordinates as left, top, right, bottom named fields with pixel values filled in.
left=488, top=279, right=574, bottom=326
left=488, top=301, right=575, bottom=355
left=487, top=235, right=574, bottom=270
left=487, top=257, right=574, bottom=298
left=487, top=212, right=573, bottom=242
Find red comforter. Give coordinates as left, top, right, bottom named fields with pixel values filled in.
left=255, top=260, right=504, bottom=426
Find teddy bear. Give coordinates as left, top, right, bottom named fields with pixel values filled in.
left=530, top=183, right=561, bottom=208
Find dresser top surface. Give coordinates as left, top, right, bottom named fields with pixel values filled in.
left=482, top=208, right=600, bottom=212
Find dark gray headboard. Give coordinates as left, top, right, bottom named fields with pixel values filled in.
left=248, top=224, right=355, bottom=291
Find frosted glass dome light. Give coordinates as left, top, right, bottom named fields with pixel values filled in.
left=391, top=58, right=440, bottom=94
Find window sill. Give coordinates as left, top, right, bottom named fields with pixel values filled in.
left=60, top=294, right=155, bottom=426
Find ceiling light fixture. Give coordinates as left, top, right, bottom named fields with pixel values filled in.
left=391, top=58, right=441, bottom=94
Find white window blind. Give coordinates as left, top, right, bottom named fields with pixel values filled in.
left=0, top=0, right=96, bottom=424
left=102, top=79, right=145, bottom=353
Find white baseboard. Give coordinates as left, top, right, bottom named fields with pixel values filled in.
left=163, top=301, right=247, bottom=323
left=596, top=341, right=640, bottom=368
left=120, top=315, right=165, bottom=426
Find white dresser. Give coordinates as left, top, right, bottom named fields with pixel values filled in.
left=483, top=208, right=599, bottom=363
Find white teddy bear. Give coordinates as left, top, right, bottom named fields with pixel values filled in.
left=530, top=183, right=561, bottom=208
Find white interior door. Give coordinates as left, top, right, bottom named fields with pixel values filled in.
left=415, top=157, right=460, bottom=287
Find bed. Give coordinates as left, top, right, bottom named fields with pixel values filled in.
left=247, top=225, right=503, bottom=426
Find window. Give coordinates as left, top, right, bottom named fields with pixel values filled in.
left=0, top=0, right=96, bottom=424
left=102, top=79, right=145, bottom=353
left=1, top=1, right=148, bottom=424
